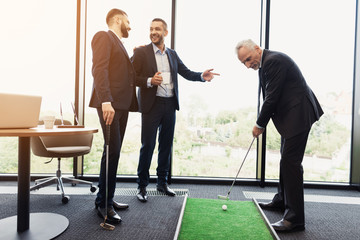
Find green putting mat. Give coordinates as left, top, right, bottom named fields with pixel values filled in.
left=178, top=198, right=274, bottom=240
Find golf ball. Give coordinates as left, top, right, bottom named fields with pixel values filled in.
left=222, top=204, right=227, bottom=211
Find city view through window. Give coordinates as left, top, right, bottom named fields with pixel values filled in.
left=0, top=0, right=356, bottom=184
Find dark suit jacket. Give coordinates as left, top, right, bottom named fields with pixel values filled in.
left=132, top=43, right=204, bottom=113
left=257, top=50, right=323, bottom=139
left=89, top=31, right=138, bottom=112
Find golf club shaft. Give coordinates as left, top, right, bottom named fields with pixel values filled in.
left=105, top=125, right=110, bottom=219
left=100, top=123, right=115, bottom=230
left=226, top=137, right=255, bottom=196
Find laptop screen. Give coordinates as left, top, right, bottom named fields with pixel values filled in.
left=0, top=93, right=42, bottom=129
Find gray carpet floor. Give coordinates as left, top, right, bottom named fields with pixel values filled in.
left=0, top=193, right=184, bottom=240
left=1, top=182, right=360, bottom=240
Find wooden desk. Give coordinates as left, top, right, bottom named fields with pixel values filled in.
left=0, top=126, right=98, bottom=239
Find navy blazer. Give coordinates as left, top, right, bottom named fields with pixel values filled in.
left=89, top=31, right=138, bottom=112
left=257, top=50, right=323, bottom=139
left=132, top=43, right=203, bottom=113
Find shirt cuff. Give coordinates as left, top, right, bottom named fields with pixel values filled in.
left=102, top=102, right=111, bottom=105
left=147, top=78, right=153, bottom=88
left=255, top=123, right=264, bottom=129
left=200, top=72, right=205, bottom=81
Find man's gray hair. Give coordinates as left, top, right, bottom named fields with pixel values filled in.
left=235, top=39, right=257, bottom=53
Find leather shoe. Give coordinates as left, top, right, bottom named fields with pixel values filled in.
left=258, top=201, right=284, bottom=211
left=156, top=184, right=176, bottom=196
left=95, top=200, right=129, bottom=210
left=137, top=187, right=148, bottom=202
left=113, top=200, right=129, bottom=210
left=97, top=205, right=122, bottom=224
left=271, top=219, right=305, bottom=232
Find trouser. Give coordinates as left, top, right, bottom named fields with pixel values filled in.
left=137, top=97, right=176, bottom=188
left=272, top=129, right=310, bottom=224
left=95, top=108, right=128, bottom=207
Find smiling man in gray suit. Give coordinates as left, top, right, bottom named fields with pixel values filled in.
left=236, top=39, right=323, bottom=232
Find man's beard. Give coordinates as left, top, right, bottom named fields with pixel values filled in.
left=150, top=34, right=163, bottom=45
left=121, top=23, right=129, bottom=38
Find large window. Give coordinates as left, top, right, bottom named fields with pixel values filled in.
left=0, top=1, right=77, bottom=174
left=173, top=0, right=262, bottom=178
left=265, top=0, right=356, bottom=182
left=83, top=0, right=172, bottom=175
left=83, top=0, right=262, bottom=179
left=1, top=1, right=357, bottom=185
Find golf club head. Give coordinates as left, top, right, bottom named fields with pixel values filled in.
left=217, top=195, right=229, bottom=200
left=100, top=222, right=115, bottom=231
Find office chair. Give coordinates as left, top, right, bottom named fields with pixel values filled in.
left=30, top=119, right=96, bottom=203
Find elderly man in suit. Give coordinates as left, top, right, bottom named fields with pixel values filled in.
left=236, top=39, right=323, bottom=232
left=132, top=18, right=219, bottom=203
left=89, top=8, right=138, bottom=224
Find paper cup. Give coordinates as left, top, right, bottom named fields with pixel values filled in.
left=161, top=72, right=171, bottom=85
left=43, top=116, right=55, bottom=129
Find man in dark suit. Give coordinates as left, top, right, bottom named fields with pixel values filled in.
left=236, top=39, right=323, bottom=232
left=89, top=8, right=138, bottom=224
left=132, top=18, right=219, bottom=202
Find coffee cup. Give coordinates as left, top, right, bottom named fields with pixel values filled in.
left=43, top=115, right=55, bottom=129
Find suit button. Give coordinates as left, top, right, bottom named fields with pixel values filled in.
left=130, top=84, right=134, bottom=87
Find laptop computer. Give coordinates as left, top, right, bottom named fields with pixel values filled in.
left=0, top=93, right=42, bottom=129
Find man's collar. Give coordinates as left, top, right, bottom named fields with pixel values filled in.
left=152, top=43, right=167, bottom=54
left=109, top=29, right=122, bottom=42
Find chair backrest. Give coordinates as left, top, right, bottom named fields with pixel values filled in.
left=31, top=136, right=53, bottom=157
left=38, top=119, right=72, bottom=126
left=31, top=119, right=93, bottom=158
left=40, top=134, right=93, bottom=148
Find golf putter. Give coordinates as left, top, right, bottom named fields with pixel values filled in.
left=218, top=137, right=255, bottom=200
left=100, top=124, right=115, bottom=231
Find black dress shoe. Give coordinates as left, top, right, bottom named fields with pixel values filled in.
left=113, top=200, right=129, bottom=210
left=258, top=201, right=284, bottom=211
left=271, top=219, right=305, bottom=232
left=156, top=184, right=176, bottom=196
left=97, top=206, right=122, bottom=224
left=95, top=200, right=129, bottom=210
left=137, top=187, right=148, bottom=202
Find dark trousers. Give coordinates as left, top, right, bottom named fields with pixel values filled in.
left=271, top=129, right=310, bottom=224
left=137, top=97, right=176, bottom=188
left=95, top=108, right=128, bottom=207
